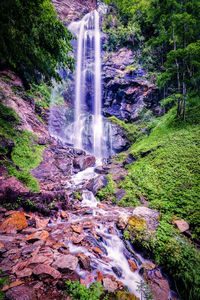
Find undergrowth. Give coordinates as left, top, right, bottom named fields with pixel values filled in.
left=0, top=102, right=44, bottom=192
left=65, top=281, right=108, bottom=300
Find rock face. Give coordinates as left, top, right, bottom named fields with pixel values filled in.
left=52, top=0, right=96, bottom=23
left=102, top=48, right=161, bottom=122
left=52, top=254, right=78, bottom=271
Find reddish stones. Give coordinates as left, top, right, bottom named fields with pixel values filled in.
left=0, top=212, right=28, bottom=233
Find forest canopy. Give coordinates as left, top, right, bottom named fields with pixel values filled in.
left=0, top=0, right=74, bottom=86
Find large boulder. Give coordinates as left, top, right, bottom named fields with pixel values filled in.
left=73, top=155, right=95, bottom=171
left=87, top=175, right=108, bottom=195
left=52, top=254, right=78, bottom=272
left=129, top=207, right=160, bottom=233
left=0, top=212, right=28, bottom=233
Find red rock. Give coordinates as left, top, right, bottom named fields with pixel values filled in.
left=72, top=233, right=85, bottom=244
left=128, top=260, right=138, bottom=272
left=26, top=230, right=49, bottom=242
left=35, top=218, right=50, bottom=229
left=16, top=268, right=32, bottom=278
left=71, top=224, right=82, bottom=233
left=172, top=219, right=189, bottom=232
left=0, top=212, right=28, bottom=233
left=91, top=247, right=102, bottom=255
left=52, top=254, right=78, bottom=271
left=2, top=280, right=24, bottom=292
left=96, top=271, right=104, bottom=282
left=11, top=261, right=27, bottom=274
left=33, top=264, right=61, bottom=279
left=0, top=242, right=4, bottom=252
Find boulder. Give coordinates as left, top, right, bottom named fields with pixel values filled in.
left=147, top=270, right=170, bottom=300
left=77, top=253, right=91, bottom=270
left=103, top=277, right=118, bottom=292
left=116, top=214, right=130, bottom=230
left=52, top=254, right=78, bottom=272
left=129, top=207, right=160, bottom=233
left=33, top=264, right=61, bottom=279
left=5, top=285, right=35, bottom=300
left=172, top=219, right=189, bottom=232
left=0, top=212, right=28, bottom=233
left=73, top=155, right=95, bottom=171
left=26, top=230, right=49, bottom=243
left=87, top=175, right=108, bottom=195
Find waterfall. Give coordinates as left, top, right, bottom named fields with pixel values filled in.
left=49, top=11, right=116, bottom=159
left=69, top=10, right=103, bottom=158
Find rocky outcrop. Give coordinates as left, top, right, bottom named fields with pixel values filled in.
left=52, top=0, right=96, bottom=24
left=102, top=48, right=161, bottom=122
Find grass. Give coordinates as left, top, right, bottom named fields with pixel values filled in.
left=116, top=96, right=200, bottom=238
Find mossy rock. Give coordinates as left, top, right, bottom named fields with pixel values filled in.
left=111, top=291, right=139, bottom=300
left=128, top=215, right=147, bottom=232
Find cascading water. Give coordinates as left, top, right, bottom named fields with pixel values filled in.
left=49, top=10, right=115, bottom=159
left=69, top=10, right=103, bottom=158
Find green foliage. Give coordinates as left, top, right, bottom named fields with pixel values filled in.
left=0, top=270, right=9, bottom=299
left=11, top=131, right=45, bottom=172
left=119, top=98, right=200, bottom=238
left=0, top=0, right=74, bottom=86
left=97, top=174, right=116, bottom=203
left=136, top=280, right=154, bottom=300
left=65, top=281, right=105, bottom=300
left=31, top=83, right=51, bottom=109
left=73, top=191, right=82, bottom=200
left=0, top=103, right=42, bottom=192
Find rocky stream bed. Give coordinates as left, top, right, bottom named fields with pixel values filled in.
left=0, top=162, right=177, bottom=300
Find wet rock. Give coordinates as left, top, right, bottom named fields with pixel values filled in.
left=130, top=207, right=160, bottom=233
left=87, top=175, right=108, bottom=195
left=112, top=266, right=123, bottom=278
left=72, top=233, right=85, bottom=244
left=172, top=219, right=189, bottom=232
left=71, top=224, right=82, bottom=233
left=117, top=214, right=130, bottom=230
left=52, top=254, right=78, bottom=272
left=73, top=155, right=95, bottom=171
left=103, top=277, right=118, bottom=292
left=0, top=212, right=28, bottom=233
left=128, top=260, right=138, bottom=272
left=94, top=166, right=108, bottom=174
left=5, top=285, right=35, bottom=300
left=26, top=230, right=49, bottom=243
left=77, top=253, right=91, bottom=270
left=27, top=254, right=53, bottom=267
left=33, top=264, right=61, bottom=279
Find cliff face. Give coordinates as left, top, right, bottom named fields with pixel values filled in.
left=52, top=0, right=96, bottom=23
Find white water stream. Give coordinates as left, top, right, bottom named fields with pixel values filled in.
left=69, top=10, right=103, bottom=158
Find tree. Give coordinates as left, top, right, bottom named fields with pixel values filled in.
left=0, top=0, right=74, bottom=87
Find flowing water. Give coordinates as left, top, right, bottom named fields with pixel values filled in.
left=49, top=10, right=115, bottom=158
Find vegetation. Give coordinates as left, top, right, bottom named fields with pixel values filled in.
left=0, top=0, right=74, bottom=87
left=0, top=102, right=44, bottom=192
left=97, top=174, right=116, bottom=203
left=103, top=0, right=200, bottom=119
left=65, top=281, right=107, bottom=300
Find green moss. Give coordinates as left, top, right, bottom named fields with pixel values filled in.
left=11, top=131, right=45, bottom=172
left=0, top=102, right=43, bottom=192
left=73, top=191, right=82, bottom=200
left=96, top=174, right=116, bottom=203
